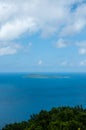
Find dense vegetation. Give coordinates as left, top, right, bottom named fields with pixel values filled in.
left=2, top=105, right=86, bottom=130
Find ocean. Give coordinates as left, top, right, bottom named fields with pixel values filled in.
left=0, top=73, right=86, bottom=128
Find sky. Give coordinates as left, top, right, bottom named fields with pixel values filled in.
left=0, top=0, right=86, bottom=72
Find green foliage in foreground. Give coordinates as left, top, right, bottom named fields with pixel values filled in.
left=2, top=105, right=86, bottom=130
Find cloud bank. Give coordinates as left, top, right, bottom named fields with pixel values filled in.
left=0, top=0, right=86, bottom=58
left=0, top=42, right=20, bottom=56
left=0, top=0, right=86, bottom=41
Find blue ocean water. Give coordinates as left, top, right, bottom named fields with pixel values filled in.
left=0, top=73, right=86, bottom=128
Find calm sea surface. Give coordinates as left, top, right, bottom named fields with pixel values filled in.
left=0, top=73, right=86, bottom=128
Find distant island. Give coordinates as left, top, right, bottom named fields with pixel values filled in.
left=26, top=74, right=70, bottom=79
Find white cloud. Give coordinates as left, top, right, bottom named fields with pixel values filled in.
left=80, top=60, right=86, bottom=66
left=75, top=41, right=86, bottom=55
left=56, top=39, right=69, bottom=48
left=0, top=0, right=86, bottom=41
left=0, top=18, right=37, bottom=41
left=61, top=61, right=68, bottom=66
left=0, top=2, right=17, bottom=23
left=60, top=61, right=74, bottom=67
left=60, top=19, right=86, bottom=36
left=76, top=41, right=86, bottom=47
left=0, top=42, right=20, bottom=56
left=79, top=48, right=86, bottom=55
left=38, top=60, right=43, bottom=65
left=60, top=2, right=86, bottom=36
left=28, top=42, right=32, bottom=47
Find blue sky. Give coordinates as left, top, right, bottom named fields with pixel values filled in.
left=0, top=0, right=86, bottom=72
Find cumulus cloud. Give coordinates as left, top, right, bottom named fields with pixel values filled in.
left=0, top=42, right=20, bottom=56
left=60, top=2, right=86, bottom=36
left=76, top=41, right=86, bottom=47
left=38, top=60, right=43, bottom=65
left=55, top=39, right=69, bottom=48
left=0, top=0, right=86, bottom=41
left=28, top=42, right=32, bottom=47
left=61, top=61, right=68, bottom=66
left=76, top=41, right=86, bottom=55
left=0, top=18, right=37, bottom=41
left=80, top=60, right=86, bottom=66
left=79, top=48, right=86, bottom=55
left=60, top=20, right=86, bottom=36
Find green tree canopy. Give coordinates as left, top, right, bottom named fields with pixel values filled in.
left=2, top=105, right=86, bottom=130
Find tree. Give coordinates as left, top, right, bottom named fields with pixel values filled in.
left=2, top=106, right=86, bottom=130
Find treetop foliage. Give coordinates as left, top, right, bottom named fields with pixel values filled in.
left=2, top=105, right=86, bottom=130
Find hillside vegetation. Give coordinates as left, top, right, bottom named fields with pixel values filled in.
left=2, top=105, right=86, bottom=130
